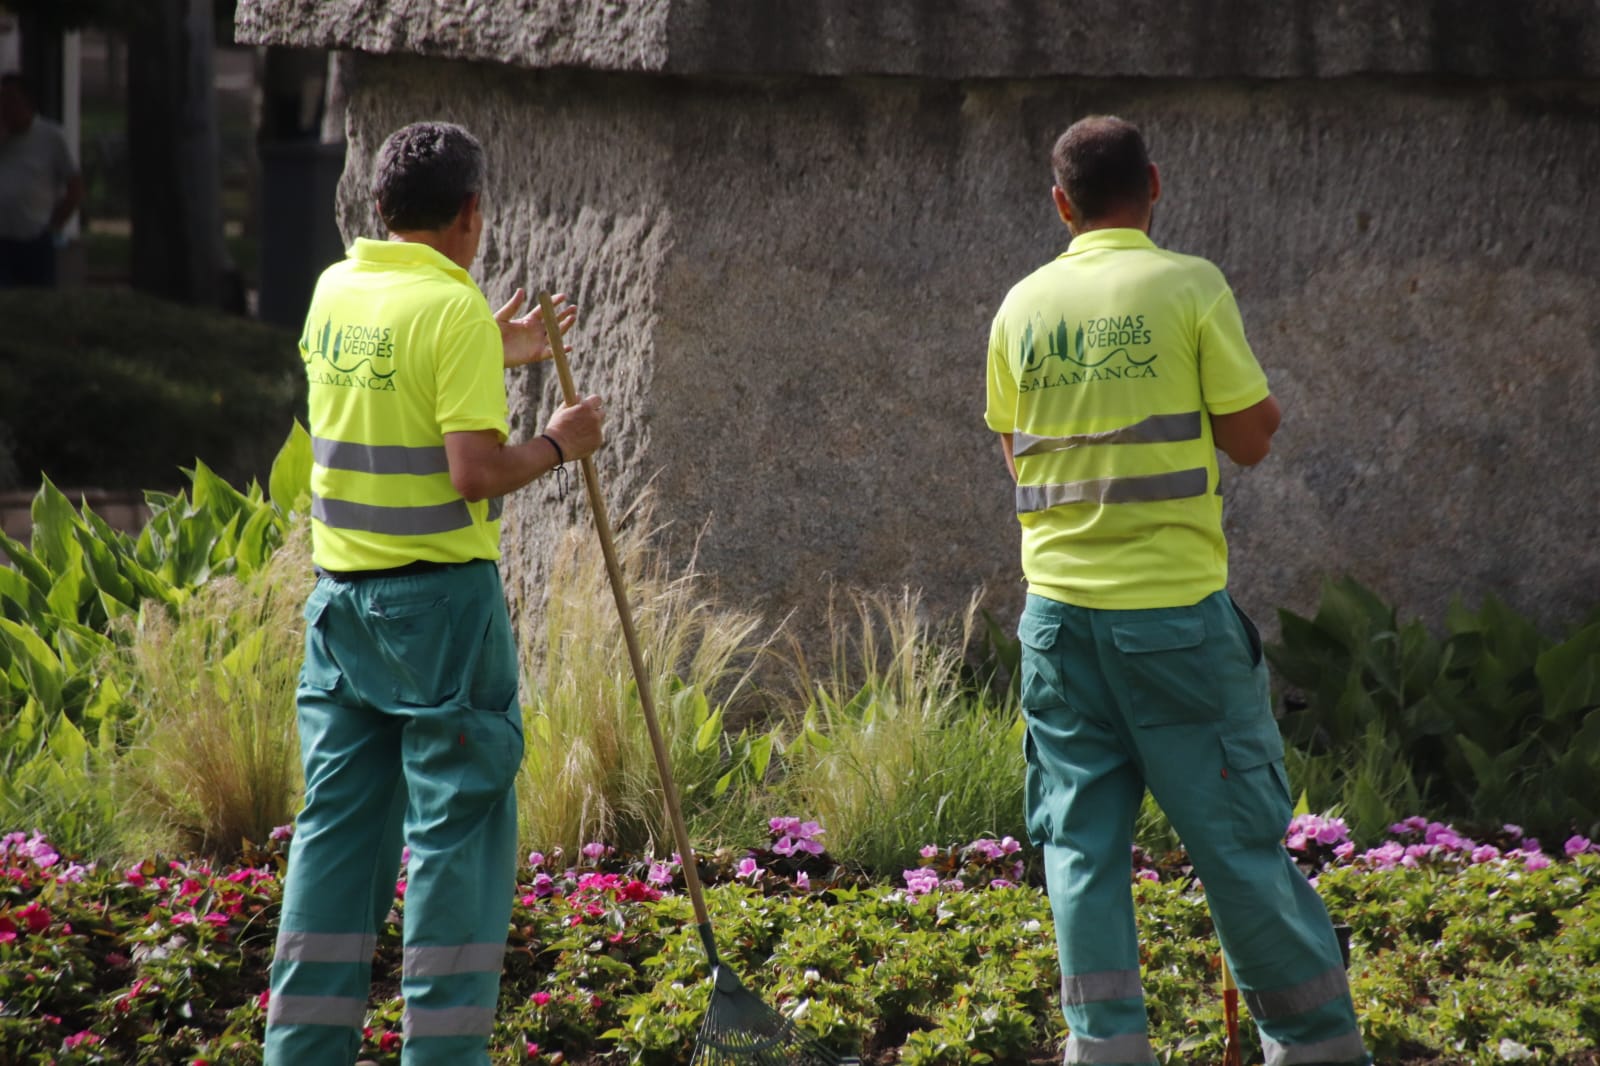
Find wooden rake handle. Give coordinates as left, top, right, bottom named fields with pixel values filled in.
left=535, top=291, right=715, bottom=933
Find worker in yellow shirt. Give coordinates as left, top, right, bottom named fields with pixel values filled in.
left=265, top=121, right=604, bottom=1066
left=986, top=116, right=1368, bottom=1066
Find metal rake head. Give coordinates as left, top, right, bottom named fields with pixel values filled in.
left=690, top=965, right=860, bottom=1066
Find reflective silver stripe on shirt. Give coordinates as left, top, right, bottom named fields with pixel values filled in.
left=1016, top=467, right=1209, bottom=513
left=1244, top=964, right=1351, bottom=1020
left=1064, top=1031, right=1157, bottom=1064
left=1061, top=968, right=1143, bottom=1006
left=487, top=496, right=504, bottom=522
left=402, top=1005, right=497, bottom=1039
left=266, top=993, right=366, bottom=1029
left=1262, top=1028, right=1367, bottom=1066
left=313, top=436, right=450, bottom=477
left=312, top=495, right=475, bottom=536
left=273, top=930, right=378, bottom=964
left=1014, top=412, right=1203, bottom=458
left=403, top=942, right=506, bottom=978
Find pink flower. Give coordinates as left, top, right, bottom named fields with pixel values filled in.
left=903, top=868, right=940, bottom=895
left=580, top=842, right=611, bottom=861
left=379, top=1030, right=402, bottom=1051
left=257, top=990, right=271, bottom=1010
left=734, top=857, right=761, bottom=882
left=269, top=824, right=294, bottom=841
left=919, top=845, right=940, bottom=859
left=1136, top=869, right=1159, bottom=883
left=64, top=1031, right=102, bottom=1048
left=530, top=991, right=552, bottom=1006
left=527, top=1041, right=541, bottom=1057
left=1524, top=853, right=1552, bottom=871
left=1564, top=835, right=1594, bottom=857
left=794, top=870, right=811, bottom=890
left=527, top=851, right=545, bottom=869
left=646, top=861, right=675, bottom=886
left=1471, top=845, right=1501, bottom=864
left=19, top=901, right=51, bottom=933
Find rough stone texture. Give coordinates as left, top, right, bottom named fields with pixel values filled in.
left=238, top=0, right=1600, bottom=80
left=244, top=1, right=1600, bottom=646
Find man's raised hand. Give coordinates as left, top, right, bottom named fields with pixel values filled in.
left=496, top=288, right=577, bottom=368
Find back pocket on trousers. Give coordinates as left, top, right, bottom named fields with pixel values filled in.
left=369, top=594, right=453, bottom=706
left=1111, top=616, right=1224, bottom=727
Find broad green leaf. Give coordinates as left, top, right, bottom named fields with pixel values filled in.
left=0, top=565, right=49, bottom=623
left=1536, top=623, right=1600, bottom=720
left=71, top=522, right=138, bottom=609
left=269, top=420, right=314, bottom=515
left=0, top=617, right=64, bottom=716
left=692, top=706, right=722, bottom=754
left=30, top=477, right=86, bottom=575
left=190, top=459, right=252, bottom=528
left=0, top=528, right=53, bottom=595
left=749, top=732, right=774, bottom=781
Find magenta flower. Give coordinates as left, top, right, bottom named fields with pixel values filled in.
left=269, top=824, right=294, bottom=841
left=580, top=842, right=612, bottom=862
left=646, top=861, right=675, bottom=886
left=1524, top=853, right=1552, bottom=871
left=527, top=851, right=545, bottom=870
left=1471, top=845, right=1501, bottom=864
left=919, top=844, right=940, bottom=859
left=1136, top=870, right=1159, bottom=883
left=734, top=857, right=761, bottom=882
left=903, top=868, right=940, bottom=895
left=1565, top=835, right=1595, bottom=857
left=794, top=870, right=811, bottom=890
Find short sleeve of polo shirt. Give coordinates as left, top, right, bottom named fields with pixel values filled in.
left=434, top=300, right=510, bottom=439
left=1196, top=285, right=1270, bottom=416
left=984, top=310, right=1018, bottom=434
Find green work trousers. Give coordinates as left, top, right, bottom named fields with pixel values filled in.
left=265, top=560, right=524, bottom=1066
left=1018, top=590, right=1368, bottom=1066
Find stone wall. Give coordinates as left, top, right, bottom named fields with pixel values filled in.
left=238, top=2, right=1600, bottom=645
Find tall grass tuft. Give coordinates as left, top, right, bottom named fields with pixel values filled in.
left=517, top=506, right=777, bottom=862
left=111, top=523, right=312, bottom=861
left=778, top=588, right=1025, bottom=877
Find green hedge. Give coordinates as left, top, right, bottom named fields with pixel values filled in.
left=0, top=290, right=303, bottom=494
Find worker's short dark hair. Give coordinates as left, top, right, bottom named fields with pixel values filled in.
left=1051, top=116, right=1151, bottom=224
left=371, top=122, right=485, bottom=233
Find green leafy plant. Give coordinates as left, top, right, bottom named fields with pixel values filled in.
left=1268, top=577, right=1600, bottom=842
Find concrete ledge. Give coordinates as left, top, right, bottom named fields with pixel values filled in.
left=235, top=0, right=1600, bottom=81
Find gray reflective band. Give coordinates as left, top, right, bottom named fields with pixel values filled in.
left=403, top=942, right=506, bottom=978
left=1263, top=1028, right=1367, bottom=1066
left=1014, top=412, right=1203, bottom=458
left=402, top=1005, right=497, bottom=1038
left=273, top=930, right=378, bottom=964
left=1064, top=1031, right=1157, bottom=1064
left=1245, top=965, right=1351, bottom=1019
left=1061, top=968, right=1143, bottom=1006
left=1016, top=468, right=1209, bottom=513
left=313, top=495, right=475, bottom=536
left=266, top=993, right=366, bottom=1029
left=487, top=496, right=504, bottom=521
left=313, top=436, right=450, bottom=477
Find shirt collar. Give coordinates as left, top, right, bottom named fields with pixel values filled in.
left=349, top=237, right=476, bottom=285
left=1059, top=228, right=1156, bottom=257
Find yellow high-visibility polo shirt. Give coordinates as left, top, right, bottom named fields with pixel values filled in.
left=985, top=228, right=1269, bottom=609
left=299, top=238, right=509, bottom=571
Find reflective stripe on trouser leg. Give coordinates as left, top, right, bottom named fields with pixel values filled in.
left=390, top=562, right=525, bottom=1066
left=265, top=652, right=408, bottom=1066
left=1109, top=591, right=1369, bottom=1066
left=1019, top=595, right=1157, bottom=1065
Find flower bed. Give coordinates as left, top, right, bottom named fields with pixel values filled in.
left=2, top=819, right=1598, bottom=1065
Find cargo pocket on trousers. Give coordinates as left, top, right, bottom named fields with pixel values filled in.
left=299, top=585, right=342, bottom=692
left=1112, top=616, right=1224, bottom=727
left=369, top=593, right=454, bottom=706
left=1017, top=613, right=1066, bottom=712
left=1221, top=717, right=1292, bottom=848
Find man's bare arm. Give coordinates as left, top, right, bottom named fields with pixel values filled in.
left=1000, top=432, right=1016, bottom=482
left=444, top=395, right=604, bottom=502
left=1210, top=395, right=1281, bottom=467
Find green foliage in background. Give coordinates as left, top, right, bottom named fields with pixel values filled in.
left=0, top=289, right=302, bottom=494
left=1268, top=576, right=1600, bottom=844
left=0, top=424, right=308, bottom=857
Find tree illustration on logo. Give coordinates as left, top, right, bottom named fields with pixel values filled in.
left=1020, top=320, right=1038, bottom=370
left=303, top=317, right=397, bottom=379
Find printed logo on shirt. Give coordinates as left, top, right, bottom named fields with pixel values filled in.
left=1018, top=314, right=1159, bottom=392
left=301, top=318, right=399, bottom=392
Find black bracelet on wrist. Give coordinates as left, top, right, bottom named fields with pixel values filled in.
left=540, top=433, right=566, bottom=466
